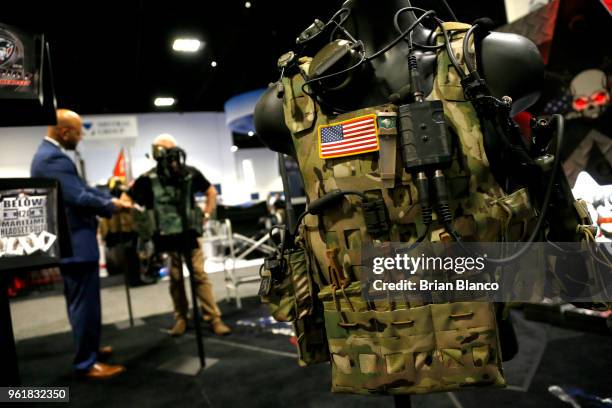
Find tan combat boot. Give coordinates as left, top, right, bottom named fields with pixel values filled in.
left=211, top=318, right=231, bottom=336
left=169, top=318, right=187, bottom=337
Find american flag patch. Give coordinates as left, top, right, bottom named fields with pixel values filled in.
left=318, top=114, right=379, bottom=159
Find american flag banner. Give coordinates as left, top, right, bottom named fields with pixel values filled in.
left=318, top=114, right=380, bottom=159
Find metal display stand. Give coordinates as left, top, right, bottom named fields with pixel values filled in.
left=0, top=25, right=59, bottom=385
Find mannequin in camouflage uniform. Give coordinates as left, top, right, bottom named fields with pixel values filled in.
left=129, top=134, right=230, bottom=336
left=254, top=0, right=601, bottom=396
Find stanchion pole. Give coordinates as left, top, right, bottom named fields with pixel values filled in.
left=177, top=164, right=205, bottom=369
left=183, top=243, right=206, bottom=369
left=117, top=215, right=134, bottom=327
left=122, top=251, right=135, bottom=328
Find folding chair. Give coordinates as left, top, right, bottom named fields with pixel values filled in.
left=205, top=201, right=278, bottom=308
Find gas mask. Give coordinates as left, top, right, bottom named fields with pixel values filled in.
left=107, top=176, right=126, bottom=198
left=152, top=144, right=187, bottom=178
left=570, top=69, right=610, bottom=120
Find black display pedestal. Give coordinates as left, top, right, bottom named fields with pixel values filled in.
left=0, top=272, right=20, bottom=386
left=394, top=394, right=412, bottom=407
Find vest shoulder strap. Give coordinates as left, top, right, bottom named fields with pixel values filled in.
left=435, top=22, right=473, bottom=102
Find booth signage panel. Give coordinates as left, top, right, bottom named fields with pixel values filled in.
left=0, top=23, right=41, bottom=100
left=0, top=188, right=59, bottom=260
left=81, top=115, right=139, bottom=140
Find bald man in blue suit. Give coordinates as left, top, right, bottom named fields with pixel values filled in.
left=31, top=109, right=128, bottom=379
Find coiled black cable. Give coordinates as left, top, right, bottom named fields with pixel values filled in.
left=366, top=10, right=436, bottom=61
left=393, top=6, right=446, bottom=50
left=462, top=24, right=479, bottom=76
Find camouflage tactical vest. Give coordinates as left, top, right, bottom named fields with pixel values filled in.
left=268, top=22, right=537, bottom=395
left=133, top=170, right=204, bottom=241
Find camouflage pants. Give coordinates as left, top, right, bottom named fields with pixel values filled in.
left=168, top=242, right=222, bottom=321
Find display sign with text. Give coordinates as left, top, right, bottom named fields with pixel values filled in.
left=81, top=115, right=139, bottom=140
left=0, top=179, right=69, bottom=271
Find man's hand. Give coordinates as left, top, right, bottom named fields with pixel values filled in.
left=204, top=185, right=217, bottom=216
left=111, top=197, right=133, bottom=212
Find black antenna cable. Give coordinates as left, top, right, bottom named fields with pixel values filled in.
left=439, top=0, right=458, bottom=21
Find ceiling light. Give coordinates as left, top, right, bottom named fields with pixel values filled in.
left=245, top=2, right=252, bottom=8
left=231, top=145, right=239, bottom=153
left=154, top=97, right=175, bottom=107
left=172, top=38, right=203, bottom=53
left=247, top=131, right=255, bottom=137
left=211, top=61, right=217, bottom=67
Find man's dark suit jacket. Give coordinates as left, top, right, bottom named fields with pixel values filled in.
left=31, top=139, right=115, bottom=264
